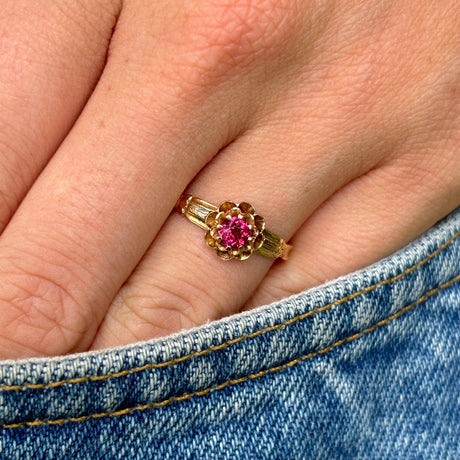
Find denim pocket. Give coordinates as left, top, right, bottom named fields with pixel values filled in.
left=1, top=208, right=460, bottom=459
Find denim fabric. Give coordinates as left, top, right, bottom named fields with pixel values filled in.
left=0, top=208, right=459, bottom=459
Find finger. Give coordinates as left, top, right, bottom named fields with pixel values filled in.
left=92, top=0, right=460, bottom=348
left=91, top=104, right=385, bottom=349
left=0, top=0, right=121, bottom=232
left=242, top=0, right=460, bottom=307
left=0, top=0, right=305, bottom=358
left=244, top=146, right=460, bottom=309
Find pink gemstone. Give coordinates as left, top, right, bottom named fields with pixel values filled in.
left=218, top=216, right=252, bottom=250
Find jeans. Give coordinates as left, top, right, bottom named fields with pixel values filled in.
left=0, top=207, right=459, bottom=459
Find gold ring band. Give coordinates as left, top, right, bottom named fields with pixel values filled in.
left=175, top=194, right=291, bottom=261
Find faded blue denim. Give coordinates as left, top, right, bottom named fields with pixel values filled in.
left=0, top=207, right=459, bottom=459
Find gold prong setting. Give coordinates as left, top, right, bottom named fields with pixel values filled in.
left=204, top=201, right=265, bottom=260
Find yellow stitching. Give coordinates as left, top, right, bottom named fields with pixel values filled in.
left=2, top=273, right=459, bottom=430
left=2, top=229, right=460, bottom=392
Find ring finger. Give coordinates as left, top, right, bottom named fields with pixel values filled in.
left=91, top=102, right=382, bottom=348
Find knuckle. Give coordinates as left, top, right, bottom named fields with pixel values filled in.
left=110, top=0, right=300, bottom=118
left=0, top=265, right=88, bottom=356
left=120, top=278, right=204, bottom=335
left=118, top=258, right=224, bottom=338
left=182, top=0, right=300, bottom=78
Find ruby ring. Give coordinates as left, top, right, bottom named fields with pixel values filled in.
left=175, top=194, right=291, bottom=261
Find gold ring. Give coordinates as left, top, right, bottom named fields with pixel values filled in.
left=175, top=194, right=291, bottom=261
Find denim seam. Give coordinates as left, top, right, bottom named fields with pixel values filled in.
left=2, top=272, right=459, bottom=430
left=2, top=228, right=460, bottom=393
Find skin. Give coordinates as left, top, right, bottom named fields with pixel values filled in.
left=0, top=0, right=458, bottom=358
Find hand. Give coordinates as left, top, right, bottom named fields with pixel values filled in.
left=0, top=0, right=459, bottom=358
